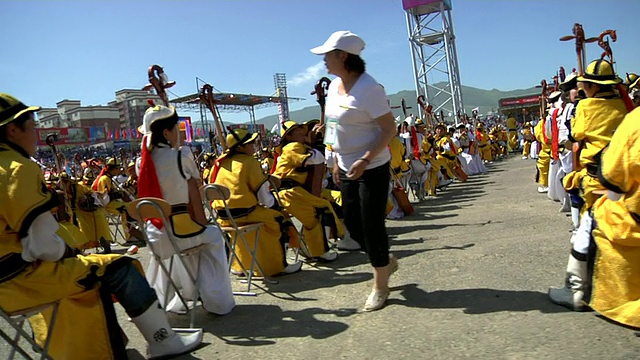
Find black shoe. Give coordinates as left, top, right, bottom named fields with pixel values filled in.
left=98, top=238, right=112, bottom=254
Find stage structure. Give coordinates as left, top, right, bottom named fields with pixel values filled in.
left=403, top=0, right=464, bottom=124
left=169, top=76, right=302, bottom=140
left=274, top=73, right=290, bottom=135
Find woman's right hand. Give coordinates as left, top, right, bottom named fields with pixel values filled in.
left=332, top=165, right=341, bottom=187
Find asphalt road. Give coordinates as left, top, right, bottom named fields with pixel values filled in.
left=3, top=155, right=639, bottom=359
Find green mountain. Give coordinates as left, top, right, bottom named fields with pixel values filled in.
left=256, top=83, right=538, bottom=131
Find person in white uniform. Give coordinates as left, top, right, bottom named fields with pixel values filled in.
left=136, top=105, right=235, bottom=315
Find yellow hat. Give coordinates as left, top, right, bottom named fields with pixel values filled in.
left=415, top=118, right=425, bottom=127
left=106, top=157, right=121, bottom=167
left=280, top=121, right=306, bottom=139
left=127, top=161, right=136, bottom=168
left=434, top=122, right=446, bottom=130
left=624, top=73, right=640, bottom=90
left=524, top=122, right=532, bottom=128
left=226, top=128, right=258, bottom=149
left=577, top=59, right=622, bottom=86
left=0, top=93, right=41, bottom=128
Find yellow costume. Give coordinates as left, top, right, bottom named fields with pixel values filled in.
left=212, top=152, right=292, bottom=276
left=506, top=116, right=518, bottom=150
left=434, top=134, right=458, bottom=180
left=562, top=96, right=627, bottom=211
left=0, top=143, right=126, bottom=359
left=535, top=119, right=551, bottom=187
left=273, top=141, right=343, bottom=257
left=589, top=108, right=640, bottom=328
left=476, top=126, right=492, bottom=161
left=74, top=182, right=112, bottom=247
left=95, top=173, right=130, bottom=241
left=389, top=136, right=409, bottom=175
left=522, top=125, right=534, bottom=157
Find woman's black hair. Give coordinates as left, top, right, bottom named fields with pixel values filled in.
left=344, top=53, right=366, bottom=74
left=150, top=113, right=180, bottom=147
left=0, top=112, right=30, bottom=143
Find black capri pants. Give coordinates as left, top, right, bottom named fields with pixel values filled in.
left=340, top=162, right=390, bottom=267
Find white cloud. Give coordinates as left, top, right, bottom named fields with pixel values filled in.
left=289, top=62, right=325, bottom=87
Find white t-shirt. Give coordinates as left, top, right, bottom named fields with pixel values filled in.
left=325, top=72, right=392, bottom=171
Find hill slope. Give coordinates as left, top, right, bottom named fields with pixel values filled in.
left=256, top=83, right=538, bottom=130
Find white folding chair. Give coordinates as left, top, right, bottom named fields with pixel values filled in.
left=0, top=301, right=59, bottom=360
left=126, top=197, right=203, bottom=327
left=200, top=184, right=276, bottom=296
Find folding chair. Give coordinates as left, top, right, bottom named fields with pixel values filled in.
left=266, top=177, right=310, bottom=263
left=126, top=197, right=203, bottom=327
left=106, top=211, right=125, bottom=242
left=0, top=301, right=59, bottom=360
left=200, top=184, right=277, bottom=296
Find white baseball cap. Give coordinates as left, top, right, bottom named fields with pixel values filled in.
left=310, top=31, right=365, bottom=56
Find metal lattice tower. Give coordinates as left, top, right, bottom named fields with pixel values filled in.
left=274, top=73, right=290, bottom=127
left=404, top=0, right=464, bottom=123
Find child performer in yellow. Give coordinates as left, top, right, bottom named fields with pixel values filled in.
left=521, top=122, right=534, bottom=159
left=563, top=59, right=630, bottom=215
left=272, top=121, right=344, bottom=261
left=210, top=128, right=303, bottom=276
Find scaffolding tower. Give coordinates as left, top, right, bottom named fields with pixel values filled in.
left=404, top=0, right=464, bottom=123
left=274, top=73, right=290, bottom=133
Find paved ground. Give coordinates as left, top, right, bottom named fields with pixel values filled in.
left=3, top=154, right=640, bottom=359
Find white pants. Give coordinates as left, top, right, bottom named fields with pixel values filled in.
left=145, top=224, right=236, bottom=315
left=571, top=211, right=594, bottom=255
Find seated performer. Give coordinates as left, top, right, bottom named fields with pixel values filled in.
left=548, top=107, right=640, bottom=329
left=201, top=153, right=215, bottom=184
left=137, top=105, right=235, bottom=315
left=476, top=122, right=492, bottom=164
left=210, top=127, right=303, bottom=276
left=434, top=122, right=465, bottom=182
left=272, top=121, right=344, bottom=262
left=92, top=157, right=138, bottom=249
left=0, top=93, right=202, bottom=359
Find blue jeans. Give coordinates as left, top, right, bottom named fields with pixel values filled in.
left=340, top=162, right=391, bottom=268
left=103, top=257, right=158, bottom=317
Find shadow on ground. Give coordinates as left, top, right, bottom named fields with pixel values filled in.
left=386, top=283, right=568, bottom=314
left=168, top=304, right=357, bottom=347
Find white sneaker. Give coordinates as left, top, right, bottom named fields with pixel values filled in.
left=336, top=237, right=361, bottom=251
left=318, top=250, right=338, bottom=262
left=537, top=186, right=549, bottom=193
left=363, top=289, right=390, bottom=312
left=522, top=156, right=528, bottom=160
left=283, top=261, right=303, bottom=274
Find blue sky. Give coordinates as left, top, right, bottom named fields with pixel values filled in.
left=3, top=0, right=639, bottom=124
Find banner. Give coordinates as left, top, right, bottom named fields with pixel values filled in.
left=36, top=127, right=106, bottom=146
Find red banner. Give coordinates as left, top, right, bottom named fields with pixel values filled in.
left=499, top=95, right=540, bottom=107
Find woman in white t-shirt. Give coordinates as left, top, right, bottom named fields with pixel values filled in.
left=311, top=30, right=399, bottom=312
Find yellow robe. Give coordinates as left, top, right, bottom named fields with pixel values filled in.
left=522, top=128, right=534, bottom=157
left=564, top=96, right=628, bottom=211
left=73, top=182, right=112, bottom=247
left=96, top=174, right=129, bottom=241
left=212, top=153, right=290, bottom=276
left=506, top=117, right=518, bottom=150
left=476, top=128, right=492, bottom=161
left=590, top=108, right=640, bottom=328
left=0, top=143, right=126, bottom=359
left=273, top=142, right=343, bottom=257
left=435, top=135, right=457, bottom=179
left=535, top=120, right=551, bottom=187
